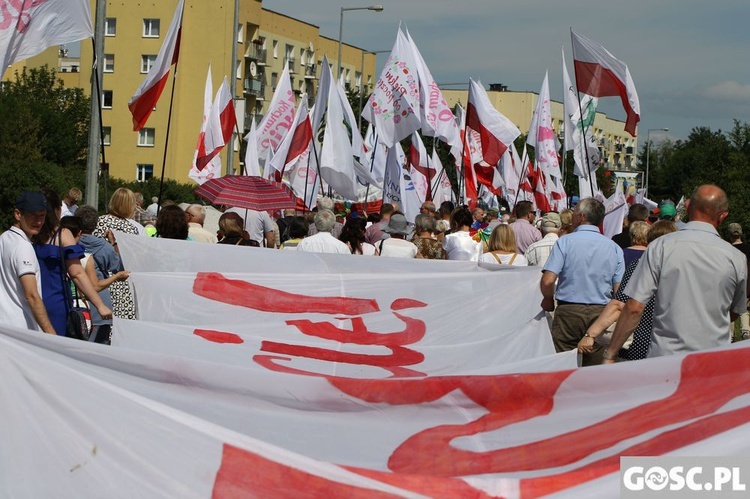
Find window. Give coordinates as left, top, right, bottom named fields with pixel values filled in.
left=236, top=59, right=242, bottom=79
left=102, top=126, right=111, bottom=145
left=272, top=39, right=278, bottom=58
left=138, top=128, right=155, bottom=147
left=103, top=54, right=114, bottom=73
left=271, top=72, right=278, bottom=91
left=105, top=18, right=116, bottom=36
left=299, top=48, right=306, bottom=66
left=285, top=44, right=294, bottom=60
left=237, top=23, right=243, bottom=43
left=102, top=90, right=113, bottom=109
left=143, top=19, right=160, bottom=38
left=355, top=72, right=362, bottom=88
left=141, top=54, right=157, bottom=73
left=136, top=164, right=154, bottom=182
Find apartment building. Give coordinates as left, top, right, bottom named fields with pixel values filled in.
left=442, top=84, right=639, bottom=171
left=5, top=0, right=376, bottom=184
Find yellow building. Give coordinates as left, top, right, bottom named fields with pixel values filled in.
left=442, top=84, right=639, bottom=170
left=5, top=0, right=376, bottom=184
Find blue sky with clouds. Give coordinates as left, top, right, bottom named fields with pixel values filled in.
left=265, top=0, right=750, bottom=142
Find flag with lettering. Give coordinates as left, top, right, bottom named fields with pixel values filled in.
left=0, top=0, right=93, bottom=80
left=362, top=29, right=421, bottom=148
left=254, top=65, right=296, bottom=158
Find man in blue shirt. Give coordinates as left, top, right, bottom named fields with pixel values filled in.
left=541, top=197, right=625, bottom=365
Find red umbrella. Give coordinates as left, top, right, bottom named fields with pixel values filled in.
left=195, top=175, right=299, bottom=212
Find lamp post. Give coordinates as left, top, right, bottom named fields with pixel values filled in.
left=358, top=49, right=389, bottom=132
left=338, top=5, right=384, bottom=81
left=645, top=127, right=669, bottom=198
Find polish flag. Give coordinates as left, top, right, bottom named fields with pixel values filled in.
left=128, top=0, right=183, bottom=131
left=571, top=30, right=640, bottom=136
left=196, top=77, right=237, bottom=171
left=188, top=66, right=222, bottom=184
left=269, top=100, right=312, bottom=175
left=465, top=79, right=521, bottom=166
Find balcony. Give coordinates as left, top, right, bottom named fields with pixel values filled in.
left=245, top=43, right=267, bottom=65
left=243, top=77, right=265, bottom=99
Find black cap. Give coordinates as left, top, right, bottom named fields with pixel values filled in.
left=16, top=191, right=47, bottom=213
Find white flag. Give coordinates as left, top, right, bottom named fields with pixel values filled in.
left=362, top=29, right=421, bottom=148
left=0, top=0, right=93, bottom=80
left=255, top=65, right=296, bottom=157
left=527, top=71, right=562, bottom=179
left=189, top=65, right=222, bottom=184
left=243, top=118, right=261, bottom=176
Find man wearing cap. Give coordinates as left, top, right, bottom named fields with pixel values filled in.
left=541, top=198, right=625, bottom=365
left=605, top=185, right=748, bottom=360
left=0, top=192, right=56, bottom=334
left=297, top=209, right=350, bottom=254
left=378, top=213, right=418, bottom=258
left=525, top=212, right=562, bottom=267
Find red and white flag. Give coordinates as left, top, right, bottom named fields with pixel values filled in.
left=128, top=0, right=183, bottom=131
left=572, top=30, right=641, bottom=136
left=268, top=99, right=312, bottom=175
left=188, top=66, right=221, bottom=184
left=466, top=79, right=521, bottom=166
left=0, top=0, right=93, bottom=80
left=362, top=29, right=421, bottom=148
left=196, top=76, right=236, bottom=171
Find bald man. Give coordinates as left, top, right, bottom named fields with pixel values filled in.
left=185, top=204, right=218, bottom=244
left=604, top=185, right=748, bottom=361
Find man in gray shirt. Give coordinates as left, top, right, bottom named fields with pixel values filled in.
left=605, top=185, right=748, bottom=361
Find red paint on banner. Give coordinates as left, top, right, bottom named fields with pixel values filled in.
left=212, top=443, right=401, bottom=498
left=194, top=329, right=244, bottom=344
left=193, top=272, right=379, bottom=315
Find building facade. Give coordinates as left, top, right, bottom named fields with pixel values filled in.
left=442, top=84, right=639, bottom=171
left=5, top=0, right=376, bottom=184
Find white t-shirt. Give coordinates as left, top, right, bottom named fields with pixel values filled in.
left=297, top=232, right=350, bottom=254
left=478, top=251, right=529, bottom=267
left=226, top=208, right=274, bottom=246
left=443, top=231, right=481, bottom=261
left=0, top=227, right=42, bottom=330
left=378, top=238, right=418, bottom=258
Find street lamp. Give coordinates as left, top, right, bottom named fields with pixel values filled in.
left=645, top=127, right=669, bottom=199
left=338, top=5, right=384, bottom=80
left=358, top=49, right=389, bottom=131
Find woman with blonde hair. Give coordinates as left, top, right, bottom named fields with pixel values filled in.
left=478, top=224, right=528, bottom=266
left=92, top=188, right=143, bottom=319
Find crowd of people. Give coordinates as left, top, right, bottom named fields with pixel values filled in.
left=0, top=183, right=747, bottom=366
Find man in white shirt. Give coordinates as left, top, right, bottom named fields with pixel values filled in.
left=525, top=212, right=561, bottom=266
left=185, top=204, right=218, bottom=244
left=0, top=192, right=56, bottom=334
left=297, top=210, right=350, bottom=254
left=379, top=214, right=418, bottom=258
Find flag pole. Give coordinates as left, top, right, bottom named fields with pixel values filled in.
left=425, top=136, right=434, bottom=202
left=512, top=146, right=530, bottom=214
left=458, top=113, right=469, bottom=206
left=302, top=144, right=313, bottom=212
left=85, top=0, right=107, bottom=210
left=570, top=28, right=596, bottom=198
left=233, top=112, right=244, bottom=175
left=156, top=67, right=179, bottom=214
left=91, top=39, right=109, bottom=208
left=363, top=133, right=380, bottom=214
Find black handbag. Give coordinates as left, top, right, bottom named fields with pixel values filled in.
left=58, top=231, right=91, bottom=341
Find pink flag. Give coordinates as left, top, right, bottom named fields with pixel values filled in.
left=362, top=29, right=421, bottom=148
left=466, top=79, right=520, bottom=166
left=572, top=30, right=641, bottom=136
left=527, top=72, right=562, bottom=179
left=406, top=30, right=462, bottom=156
left=0, top=0, right=93, bottom=80
left=128, top=0, right=183, bottom=131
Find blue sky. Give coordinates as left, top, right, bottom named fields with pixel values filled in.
left=265, top=0, right=750, bottom=143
